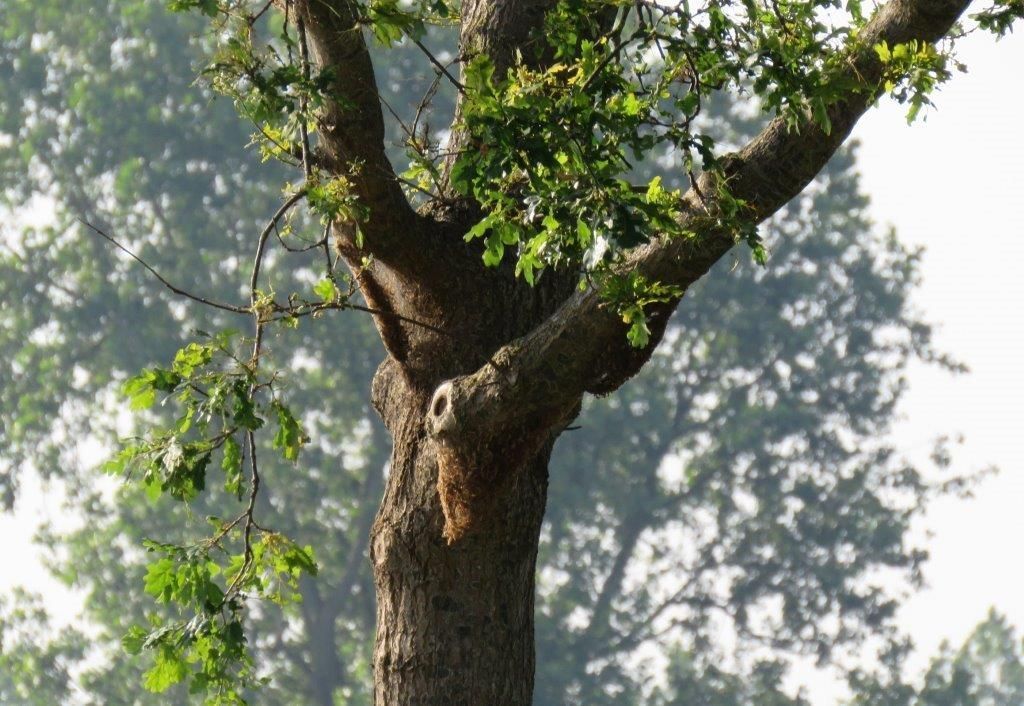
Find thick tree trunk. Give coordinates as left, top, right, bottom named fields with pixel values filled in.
left=356, top=217, right=577, bottom=704
left=369, top=358, right=552, bottom=705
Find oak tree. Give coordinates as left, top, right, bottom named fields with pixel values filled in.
left=3, top=0, right=1022, bottom=703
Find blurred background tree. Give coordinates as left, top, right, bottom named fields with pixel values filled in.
left=845, top=612, right=1024, bottom=706
left=0, top=1, right=1008, bottom=704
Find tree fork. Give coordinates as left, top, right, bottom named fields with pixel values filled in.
left=424, top=0, right=975, bottom=462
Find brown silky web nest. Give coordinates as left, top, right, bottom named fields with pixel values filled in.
left=436, top=440, right=492, bottom=544
left=428, top=380, right=557, bottom=543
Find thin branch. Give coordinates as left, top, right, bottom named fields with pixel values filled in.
left=274, top=222, right=324, bottom=253
left=250, top=187, right=309, bottom=300
left=249, top=0, right=274, bottom=26
left=369, top=93, right=444, bottom=198
left=411, top=38, right=465, bottom=93
left=378, top=92, right=417, bottom=142
left=394, top=172, right=442, bottom=200
left=243, top=428, right=261, bottom=559
left=412, top=70, right=443, bottom=140
left=222, top=429, right=263, bottom=602
left=296, top=15, right=314, bottom=180
left=227, top=183, right=310, bottom=605
left=321, top=221, right=335, bottom=278
left=266, top=298, right=451, bottom=337
left=255, top=122, right=302, bottom=167
left=265, top=296, right=513, bottom=380
left=79, top=219, right=250, bottom=314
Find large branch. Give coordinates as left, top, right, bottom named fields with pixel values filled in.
left=294, top=0, right=421, bottom=265
left=427, top=0, right=973, bottom=462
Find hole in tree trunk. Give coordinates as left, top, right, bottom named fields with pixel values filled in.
left=432, top=394, right=448, bottom=417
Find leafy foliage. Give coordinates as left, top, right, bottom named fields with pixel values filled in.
left=974, top=0, right=1024, bottom=37
left=0, top=2, right=385, bottom=700
left=0, top=590, right=87, bottom=706
left=102, top=330, right=318, bottom=702
left=533, top=137, right=962, bottom=704
left=148, top=0, right=987, bottom=349
left=446, top=0, right=968, bottom=331
left=848, top=611, right=1024, bottom=706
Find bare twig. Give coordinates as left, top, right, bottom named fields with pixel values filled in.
left=242, top=429, right=261, bottom=561
left=321, top=221, right=335, bottom=278
left=250, top=187, right=309, bottom=300
left=266, top=297, right=451, bottom=337
left=378, top=93, right=414, bottom=140
left=79, top=219, right=250, bottom=314
left=249, top=0, right=274, bottom=26
left=296, top=16, right=314, bottom=180
left=412, top=71, right=442, bottom=142
left=272, top=212, right=326, bottom=254
left=411, top=38, right=465, bottom=93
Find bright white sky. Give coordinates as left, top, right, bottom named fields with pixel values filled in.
left=788, top=25, right=1024, bottom=701
left=856, top=22, right=1024, bottom=681
left=3, top=18, right=1024, bottom=706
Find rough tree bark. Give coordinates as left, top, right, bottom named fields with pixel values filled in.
left=290, top=0, right=973, bottom=703
left=365, top=213, right=580, bottom=703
